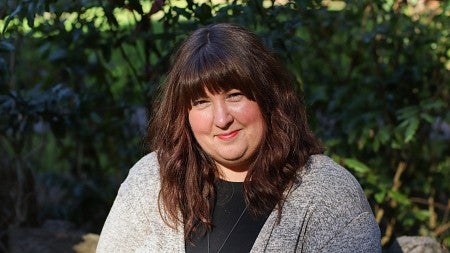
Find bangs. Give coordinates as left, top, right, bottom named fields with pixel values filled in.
left=178, top=47, right=257, bottom=108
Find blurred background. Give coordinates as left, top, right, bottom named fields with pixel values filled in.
left=0, top=0, right=449, bottom=252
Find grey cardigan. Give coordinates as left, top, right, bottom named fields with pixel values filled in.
left=97, top=152, right=381, bottom=252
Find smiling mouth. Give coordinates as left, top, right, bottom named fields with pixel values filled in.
left=216, top=130, right=240, bottom=140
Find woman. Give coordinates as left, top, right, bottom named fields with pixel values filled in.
left=97, top=23, right=381, bottom=252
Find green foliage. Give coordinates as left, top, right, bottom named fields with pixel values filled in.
left=1, top=0, right=449, bottom=249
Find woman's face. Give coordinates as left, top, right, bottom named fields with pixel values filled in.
left=188, top=88, right=265, bottom=181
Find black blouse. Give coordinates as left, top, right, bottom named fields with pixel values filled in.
left=186, top=180, right=271, bottom=253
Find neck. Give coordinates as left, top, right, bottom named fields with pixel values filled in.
left=216, top=164, right=248, bottom=182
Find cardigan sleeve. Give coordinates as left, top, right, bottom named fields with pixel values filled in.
left=319, top=211, right=381, bottom=253
left=96, top=153, right=158, bottom=253
left=299, top=155, right=382, bottom=253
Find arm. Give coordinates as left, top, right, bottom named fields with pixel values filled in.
left=96, top=154, right=157, bottom=253
left=295, top=155, right=382, bottom=253
left=320, top=211, right=381, bottom=253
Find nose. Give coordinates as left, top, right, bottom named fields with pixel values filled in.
left=213, top=101, right=233, bottom=128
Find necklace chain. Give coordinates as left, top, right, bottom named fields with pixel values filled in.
left=207, top=205, right=248, bottom=253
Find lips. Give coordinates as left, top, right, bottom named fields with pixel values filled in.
left=215, top=130, right=240, bottom=140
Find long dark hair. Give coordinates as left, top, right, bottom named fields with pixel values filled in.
left=148, top=23, right=323, bottom=238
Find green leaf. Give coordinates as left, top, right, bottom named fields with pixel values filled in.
left=420, top=99, right=445, bottom=110
left=379, top=127, right=390, bottom=144
left=404, top=118, right=419, bottom=143
left=419, top=112, right=434, bottom=124
left=396, top=106, right=419, bottom=121
left=389, top=190, right=411, bottom=205
left=413, top=210, right=430, bottom=222
left=2, top=5, right=22, bottom=34
left=372, top=137, right=380, bottom=152
left=343, top=158, right=370, bottom=174
left=374, top=190, right=386, bottom=203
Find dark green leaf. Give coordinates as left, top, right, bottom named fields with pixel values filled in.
left=2, top=5, right=22, bottom=34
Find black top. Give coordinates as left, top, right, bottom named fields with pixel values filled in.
left=185, top=180, right=271, bottom=253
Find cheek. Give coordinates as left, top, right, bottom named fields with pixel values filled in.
left=237, top=103, right=265, bottom=126
left=188, top=110, right=211, bottom=135
left=243, top=105, right=266, bottom=140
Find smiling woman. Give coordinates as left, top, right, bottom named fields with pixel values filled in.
left=96, top=23, right=382, bottom=253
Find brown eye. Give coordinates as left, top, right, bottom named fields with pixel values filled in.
left=226, top=92, right=244, bottom=101
left=192, top=99, right=210, bottom=107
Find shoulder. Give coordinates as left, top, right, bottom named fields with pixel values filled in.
left=302, top=154, right=359, bottom=185
left=285, top=155, right=380, bottom=251
left=126, top=151, right=159, bottom=180
left=117, top=151, right=160, bottom=197
left=295, top=154, right=369, bottom=210
left=129, top=151, right=159, bottom=176
left=284, top=154, right=374, bottom=225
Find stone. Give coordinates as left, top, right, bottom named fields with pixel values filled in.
left=73, top=233, right=99, bottom=253
left=387, top=236, right=448, bottom=253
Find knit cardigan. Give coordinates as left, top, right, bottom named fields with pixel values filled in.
left=97, top=152, right=381, bottom=253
